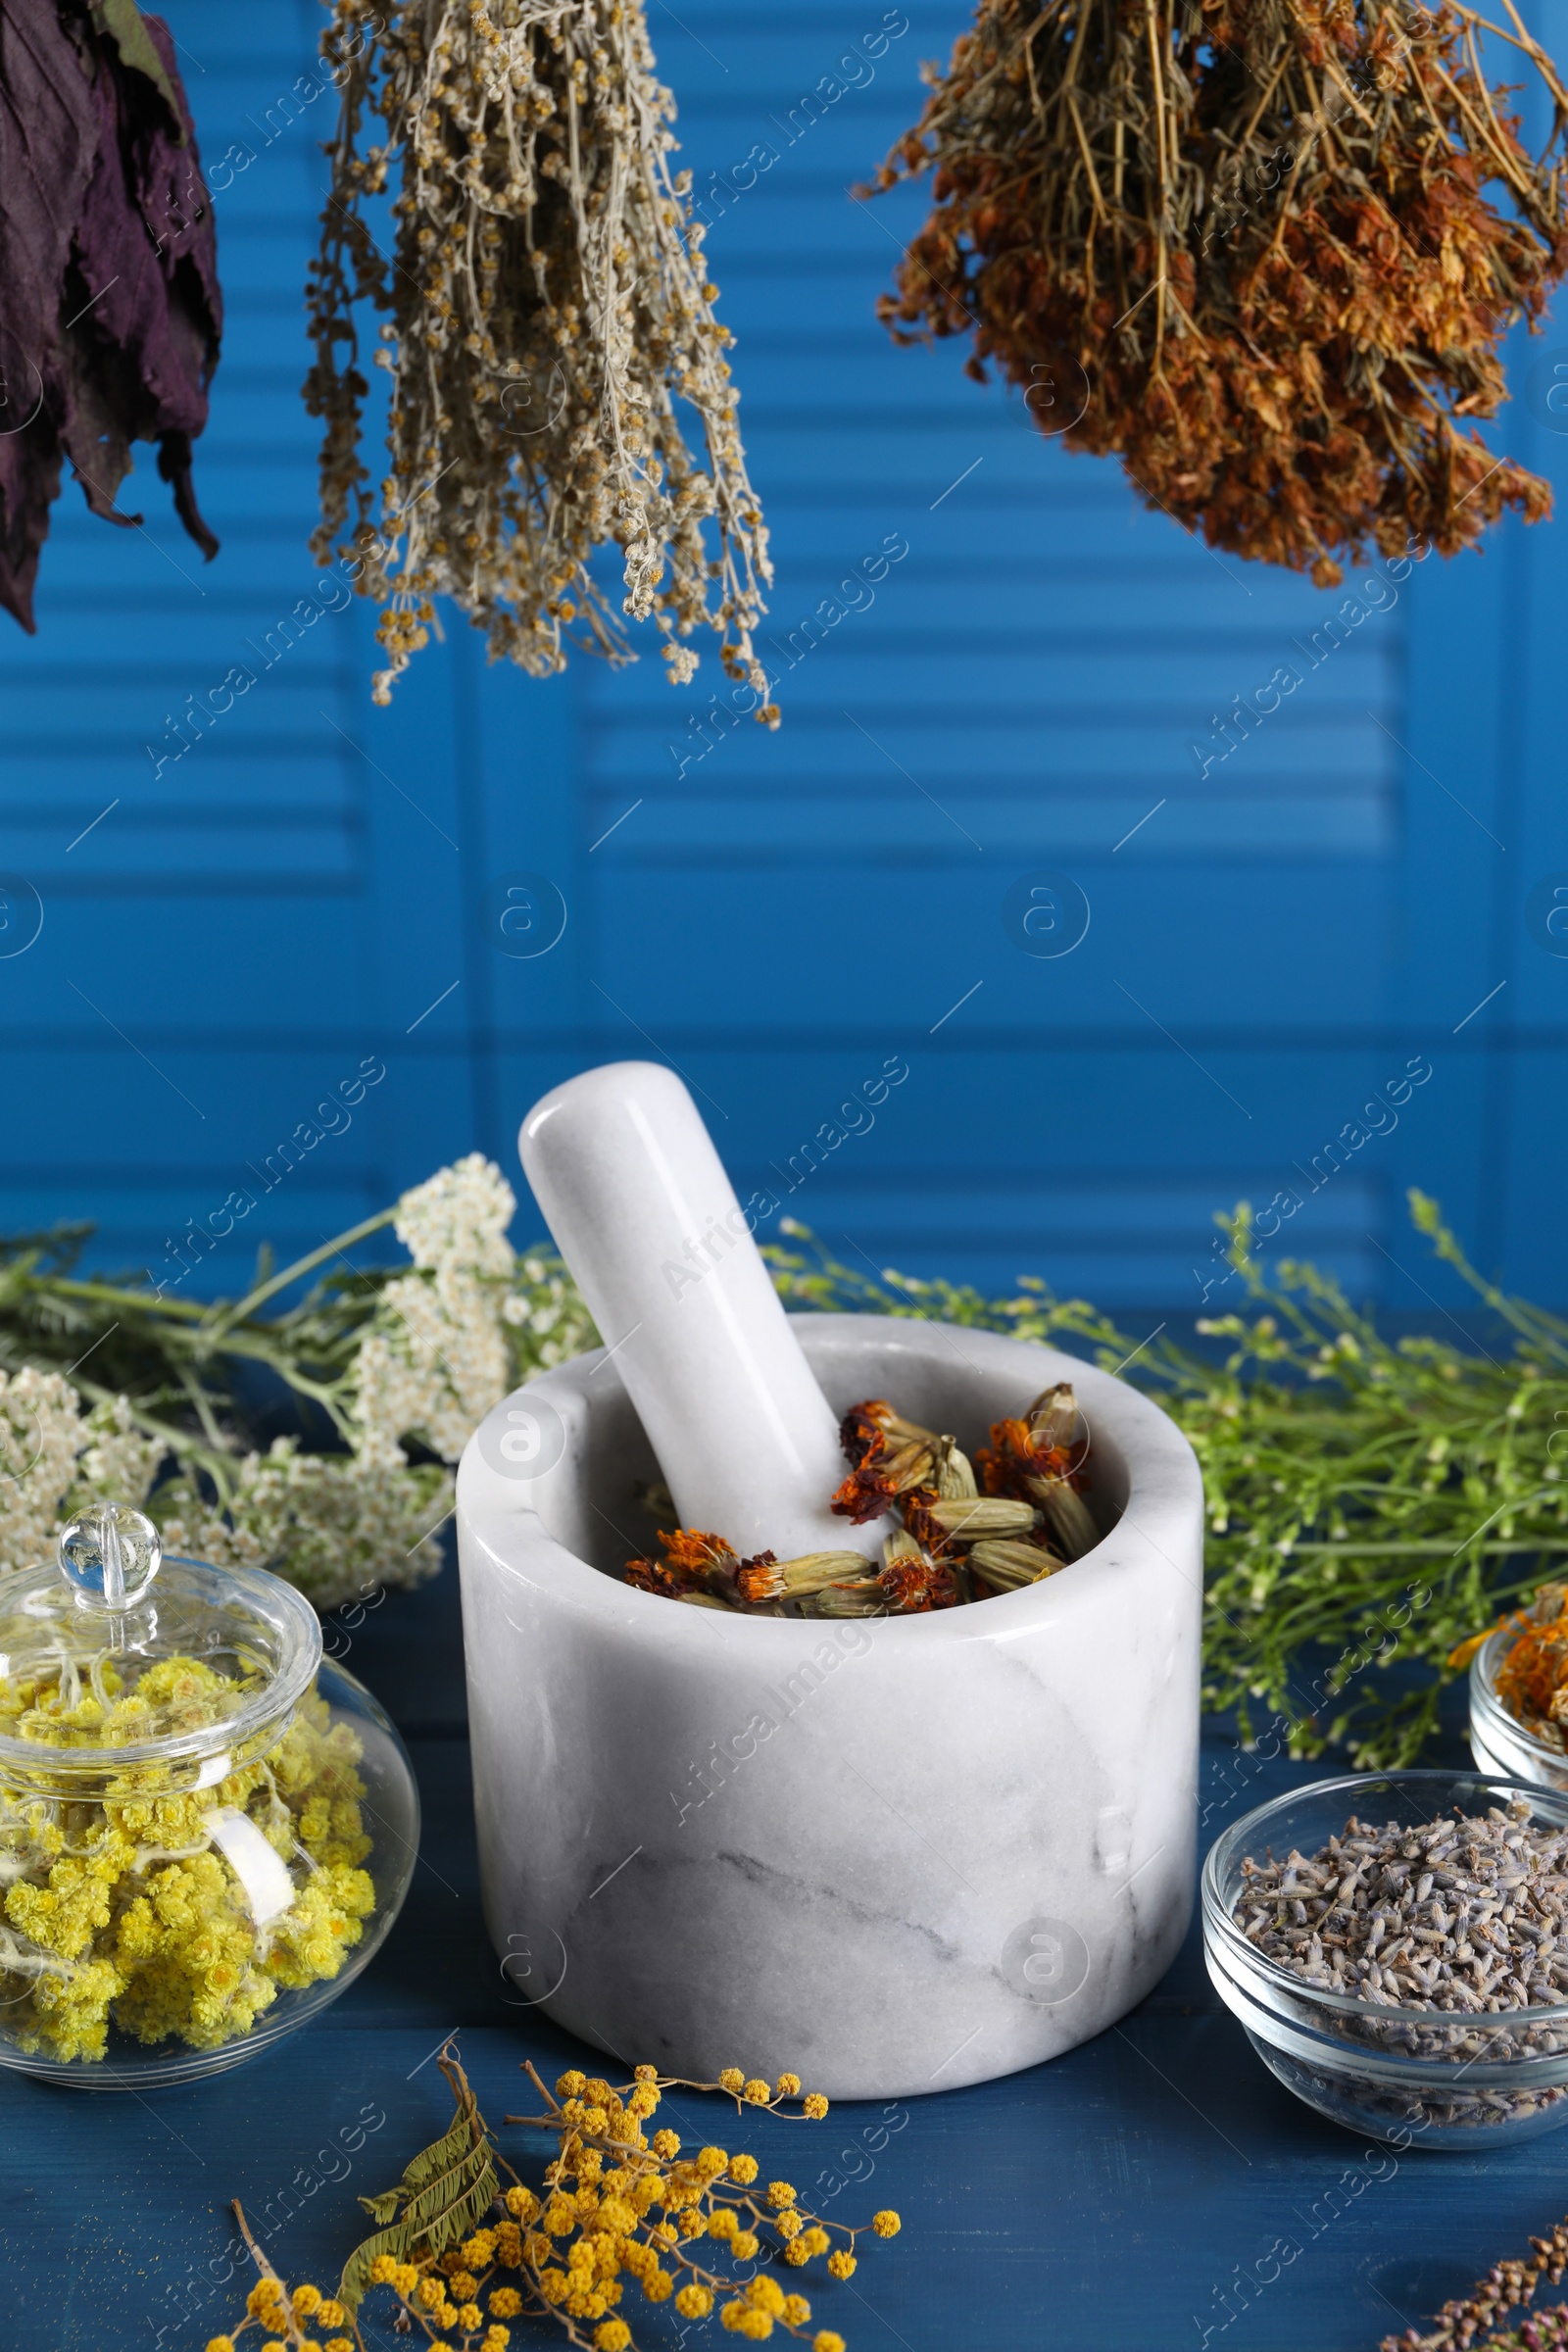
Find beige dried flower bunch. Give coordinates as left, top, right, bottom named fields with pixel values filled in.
left=307, top=0, right=775, bottom=709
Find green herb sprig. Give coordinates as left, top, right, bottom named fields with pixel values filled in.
left=766, top=1193, right=1568, bottom=1767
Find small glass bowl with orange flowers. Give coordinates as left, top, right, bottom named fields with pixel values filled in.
left=1461, top=1584, right=1568, bottom=1792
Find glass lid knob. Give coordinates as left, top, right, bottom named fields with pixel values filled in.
left=58, top=1503, right=162, bottom=1612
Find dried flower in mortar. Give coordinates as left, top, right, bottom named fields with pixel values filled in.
left=309, top=0, right=774, bottom=708
left=212, top=2043, right=901, bottom=2351
left=831, top=1386, right=1093, bottom=1601
left=978, top=1383, right=1100, bottom=1562
left=831, top=1400, right=949, bottom=1525
left=0, top=1657, right=373, bottom=2062
left=0, top=0, right=221, bottom=632
left=622, top=1382, right=1095, bottom=1615
left=866, top=0, right=1568, bottom=585
left=1451, top=1584, right=1568, bottom=1750
left=624, top=1527, right=894, bottom=1616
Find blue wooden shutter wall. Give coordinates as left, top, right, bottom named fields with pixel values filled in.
left=0, top=0, right=1563, bottom=1310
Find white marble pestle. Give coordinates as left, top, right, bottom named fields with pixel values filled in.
left=518, top=1060, right=887, bottom=1561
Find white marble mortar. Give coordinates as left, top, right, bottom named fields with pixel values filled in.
left=456, top=1314, right=1202, bottom=2099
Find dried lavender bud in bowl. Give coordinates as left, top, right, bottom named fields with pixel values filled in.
left=1202, top=1773, right=1568, bottom=2149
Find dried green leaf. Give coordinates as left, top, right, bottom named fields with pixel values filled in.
left=338, top=2054, right=498, bottom=2315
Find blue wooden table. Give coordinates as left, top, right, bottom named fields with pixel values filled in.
left=3, top=1560, right=1556, bottom=2352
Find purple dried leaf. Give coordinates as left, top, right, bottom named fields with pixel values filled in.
left=0, top=0, right=100, bottom=628
left=0, top=0, right=220, bottom=631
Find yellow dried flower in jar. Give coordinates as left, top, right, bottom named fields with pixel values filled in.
left=0, top=1506, right=416, bottom=2082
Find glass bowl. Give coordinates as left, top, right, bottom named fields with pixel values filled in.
left=1470, top=1623, right=1568, bottom=1790
left=0, top=1517, right=418, bottom=2088
left=1202, top=1770, right=1568, bottom=2149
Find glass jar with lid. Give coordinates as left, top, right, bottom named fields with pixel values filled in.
left=0, top=1504, right=417, bottom=2084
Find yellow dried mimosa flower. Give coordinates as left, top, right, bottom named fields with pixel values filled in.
left=210, top=2049, right=905, bottom=2352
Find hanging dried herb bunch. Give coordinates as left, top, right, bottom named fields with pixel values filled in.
left=867, top=0, right=1568, bottom=583
left=308, top=0, right=774, bottom=708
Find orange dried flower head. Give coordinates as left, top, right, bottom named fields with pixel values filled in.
left=830, top=1463, right=900, bottom=1524
left=877, top=1553, right=961, bottom=1614
left=636, top=1528, right=745, bottom=1602
left=870, top=0, right=1568, bottom=577
left=978, top=1417, right=1044, bottom=1499
left=979, top=1414, right=1086, bottom=1498
left=660, top=1529, right=735, bottom=1580
left=839, top=1400, right=896, bottom=1467
left=735, top=1552, right=783, bottom=1604
left=831, top=1436, right=936, bottom=1523
left=624, top=1556, right=686, bottom=1600
left=1490, top=1586, right=1568, bottom=1733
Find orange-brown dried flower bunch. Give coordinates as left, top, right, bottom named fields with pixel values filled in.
left=869, top=0, right=1568, bottom=582
left=1494, top=1585, right=1568, bottom=1742
left=1450, top=1582, right=1568, bottom=1750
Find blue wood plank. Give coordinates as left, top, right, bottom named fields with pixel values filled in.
left=5, top=1563, right=1566, bottom=2352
